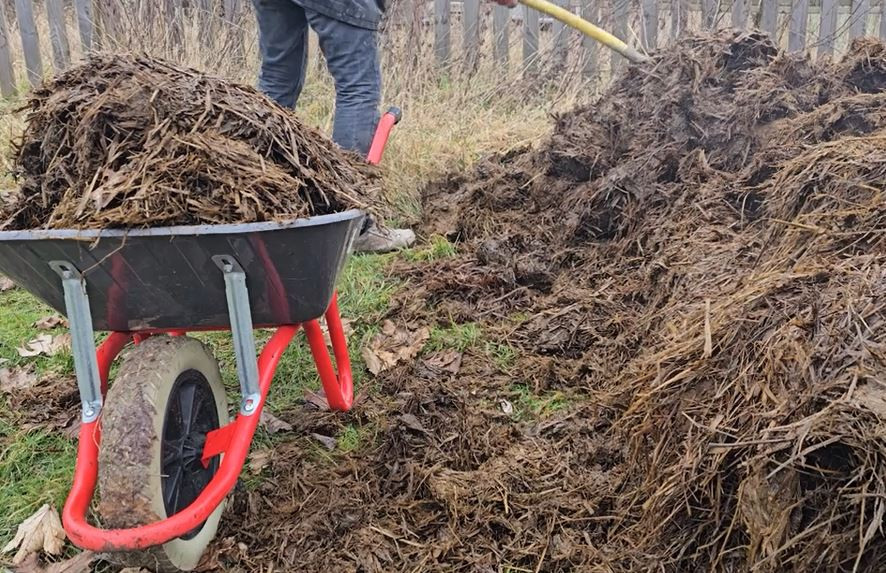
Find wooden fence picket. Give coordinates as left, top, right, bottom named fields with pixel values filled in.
left=819, top=0, right=839, bottom=54
left=46, top=0, right=71, bottom=71
left=788, top=0, right=809, bottom=52
left=761, top=0, right=778, bottom=36
left=493, top=4, right=509, bottom=67
left=74, top=0, right=95, bottom=52
left=642, top=0, right=659, bottom=49
left=14, top=0, right=43, bottom=86
left=435, top=0, right=451, bottom=63
left=0, top=0, right=14, bottom=96
left=523, top=4, right=540, bottom=74
left=463, top=0, right=480, bottom=69
left=581, top=0, right=599, bottom=75
left=848, top=0, right=871, bottom=39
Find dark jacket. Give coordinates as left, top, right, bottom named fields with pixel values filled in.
left=294, top=0, right=385, bottom=30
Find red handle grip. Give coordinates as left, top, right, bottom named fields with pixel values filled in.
left=366, top=106, right=401, bottom=166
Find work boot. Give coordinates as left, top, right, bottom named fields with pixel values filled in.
left=353, top=223, right=416, bottom=253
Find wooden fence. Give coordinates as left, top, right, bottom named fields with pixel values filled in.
left=0, top=0, right=248, bottom=96
left=430, top=0, right=886, bottom=75
left=0, top=0, right=885, bottom=98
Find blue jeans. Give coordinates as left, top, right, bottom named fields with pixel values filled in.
left=253, top=0, right=382, bottom=155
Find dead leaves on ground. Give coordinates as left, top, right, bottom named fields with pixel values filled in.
left=247, top=449, right=273, bottom=475
left=2, top=505, right=65, bottom=566
left=11, top=551, right=93, bottom=573
left=32, top=316, right=66, bottom=331
left=319, top=316, right=354, bottom=347
left=311, top=433, right=337, bottom=450
left=16, top=334, right=70, bottom=358
left=303, top=388, right=330, bottom=411
left=361, top=320, right=430, bottom=375
left=259, top=410, right=293, bottom=434
left=420, top=350, right=463, bottom=377
left=0, top=366, right=39, bottom=394
left=0, top=275, right=15, bottom=292
left=0, top=370, right=78, bottom=435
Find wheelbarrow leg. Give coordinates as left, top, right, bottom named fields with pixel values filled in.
left=303, top=293, right=354, bottom=411
left=213, top=255, right=262, bottom=416
left=49, top=261, right=102, bottom=422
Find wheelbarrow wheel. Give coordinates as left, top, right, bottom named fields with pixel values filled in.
left=98, top=335, right=229, bottom=572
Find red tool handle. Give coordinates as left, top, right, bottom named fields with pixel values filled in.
left=366, top=106, right=402, bottom=166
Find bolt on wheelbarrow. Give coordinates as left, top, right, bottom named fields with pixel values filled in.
left=0, top=108, right=401, bottom=572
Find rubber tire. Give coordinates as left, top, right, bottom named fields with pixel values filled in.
left=98, top=336, right=229, bottom=572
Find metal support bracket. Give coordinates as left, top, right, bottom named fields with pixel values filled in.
left=213, top=255, right=261, bottom=416
left=49, top=261, right=102, bottom=423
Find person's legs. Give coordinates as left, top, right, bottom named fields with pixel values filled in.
left=305, top=11, right=381, bottom=155
left=253, top=0, right=308, bottom=108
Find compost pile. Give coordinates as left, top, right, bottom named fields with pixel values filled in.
left=404, top=31, right=886, bottom=571
left=1, top=54, right=382, bottom=231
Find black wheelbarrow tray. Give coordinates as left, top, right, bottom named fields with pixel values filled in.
left=0, top=108, right=402, bottom=571
left=0, top=210, right=363, bottom=569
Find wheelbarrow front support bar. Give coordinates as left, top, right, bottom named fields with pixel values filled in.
left=60, top=257, right=354, bottom=551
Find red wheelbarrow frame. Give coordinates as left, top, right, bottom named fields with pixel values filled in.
left=62, top=108, right=401, bottom=552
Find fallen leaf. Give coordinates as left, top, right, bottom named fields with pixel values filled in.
left=0, top=367, right=39, bottom=394
left=61, top=420, right=81, bottom=441
left=421, top=350, right=463, bottom=375
left=49, top=335, right=71, bottom=355
left=259, top=410, right=292, bottom=434
left=118, top=568, right=151, bottom=573
left=33, top=316, right=66, bottom=330
left=17, top=335, right=70, bottom=358
left=311, top=433, right=337, bottom=450
left=17, top=335, right=54, bottom=358
left=13, top=550, right=95, bottom=573
left=320, top=317, right=354, bottom=347
left=399, top=413, right=427, bottom=433
left=500, top=399, right=514, bottom=415
left=2, top=504, right=65, bottom=565
left=247, top=449, right=272, bottom=474
left=0, top=275, right=15, bottom=292
left=361, top=321, right=430, bottom=376
left=352, top=387, right=369, bottom=407
left=304, top=388, right=329, bottom=411
left=10, top=553, right=40, bottom=572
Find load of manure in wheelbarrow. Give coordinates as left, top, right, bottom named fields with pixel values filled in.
left=196, top=31, right=885, bottom=573
left=0, top=54, right=384, bottom=231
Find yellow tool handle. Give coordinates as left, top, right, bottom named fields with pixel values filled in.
left=519, top=0, right=649, bottom=64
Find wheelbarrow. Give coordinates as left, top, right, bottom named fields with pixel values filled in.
left=0, top=108, right=401, bottom=572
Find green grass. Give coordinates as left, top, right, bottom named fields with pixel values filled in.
left=484, top=341, right=518, bottom=372
left=402, top=235, right=457, bottom=263
left=426, top=322, right=482, bottom=353
left=0, top=289, right=76, bottom=544
left=425, top=322, right=520, bottom=374
left=510, top=384, right=569, bottom=421
left=335, top=423, right=365, bottom=454
left=0, top=289, right=68, bottom=371
left=0, top=422, right=77, bottom=540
